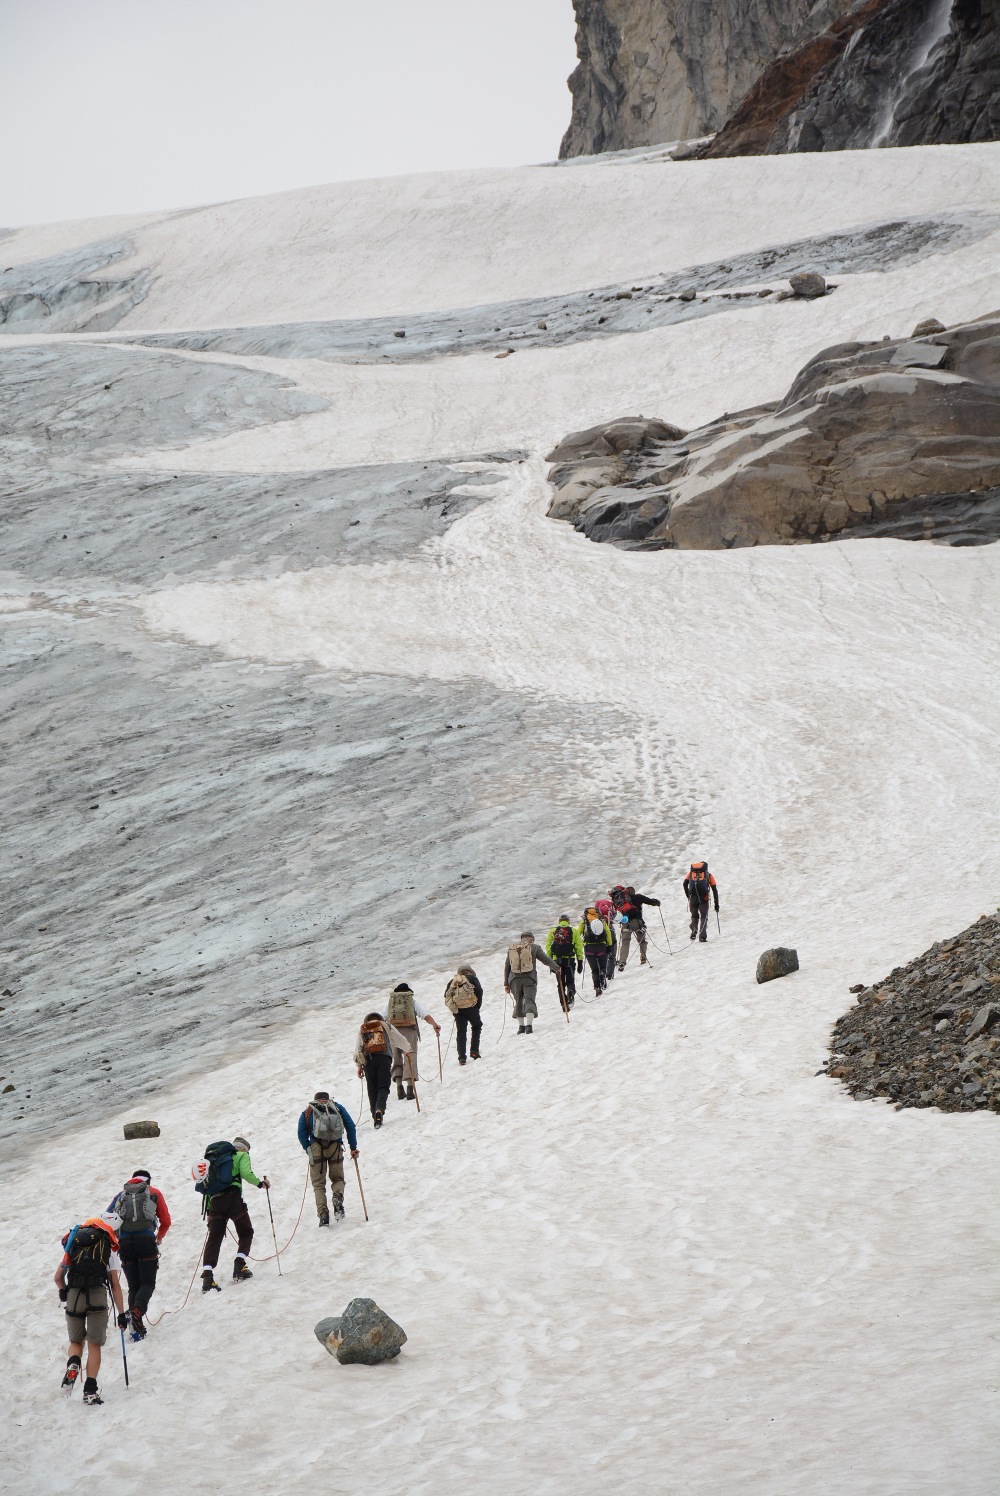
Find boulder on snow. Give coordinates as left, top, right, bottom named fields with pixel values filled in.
left=912, top=318, right=946, bottom=337
left=756, top=947, right=799, bottom=984
left=314, top=1298, right=407, bottom=1365
left=546, top=313, right=1000, bottom=550
left=789, top=271, right=827, bottom=299
left=123, top=1119, right=160, bottom=1139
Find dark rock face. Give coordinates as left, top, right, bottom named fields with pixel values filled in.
left=315, top=1300, right=407, bottom=1365
left=559, top=0, right=858, bottom=155
left=562, top=0, right=998, bottom=159
left=826, top=913, right=1000, bottom=1112
left=705, top=0, right=1000, bottom=157
left=546, top=313, right=1000, bottom=550
left=756, top=948, right=800, bottom=983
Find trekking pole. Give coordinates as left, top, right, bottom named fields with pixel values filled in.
left=437, top=1027, right=444, bottom=1082
left=658, top=906, right=674, bottom=956
left=716, top=907, right=721, bottom=936
left=265, top=1186, right=283, bottom=1276
left=353, top=1155, right=369, bottom=1222
left=120, top=1324, right=130, bottom=1388
left=556, top=969, right=570, bottom=1023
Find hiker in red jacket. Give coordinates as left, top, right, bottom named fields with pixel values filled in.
left=107, top=1169, right=171, bottom=1340
left=609, top=884, right=660, bottom=968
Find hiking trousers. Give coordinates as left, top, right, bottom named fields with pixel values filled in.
left=390, top=1024, right=420, bottom=1084
left=363, top=1052, right=392, bottom=1116
left=585, top=950, right=609, bottom=991
left=689, top=897, right=710, bottom=939
left=508, top=974, right=538, bottom=1021
left=555, top=957, right=577, bottom=1002
left=606, top=928, right=618, bottom=979
left=309, top=1140, right=345, bottom=1214
left=456, top=1002, right=483, bottom=1061
left=118, top=1232, right=159, bottom=1314
left=619, top=919, right=648, bottom=965
left=203, top=1186, right=254, bottom=1270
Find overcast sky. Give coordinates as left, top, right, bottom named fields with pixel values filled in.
left=1, top=0, right=578, bottom=227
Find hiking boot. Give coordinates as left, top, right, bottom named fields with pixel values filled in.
left=373, top=1109, right=383, bottom=1129
left=233, top=1259, right=253, bottom=1283
left=617, top=961, right=626, bottom=972
left=61, top=1358, right=81, bottom=1392
left=517, top=1024, right=526, bottom=1034
left=640, top=955, right=648, bottom=965
left=405, top=1083, right=415, bottom=1100
left=201, top=1270, right=221, bottom=1293
left=129, top=1308, right=147, bottom=1340
left=699, top=934, right=708, bottom=942
left=458, top=1055, right=467, bottom=1065
left=470, top=1049, right=480, bottom=1060
left=318, top=1208, right=330, bottom=1227
left=82, top=1378, right=102, bottom=1406
left=524, top=1023, right=533, bottom=1034
left=396, top=1082, right=406, bottom=1101
left=333, top=1197, right=345, bottom=1221
left=690, top=931, right=697, bottom=941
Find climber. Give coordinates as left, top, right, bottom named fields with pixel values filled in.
left=297, top=1091, right=358, bottom=1226
left=503, top=932, right=559, bottom=1033
left=683, top=860, right=719, bottom=942
left=609, top=884, right=660, bottom=968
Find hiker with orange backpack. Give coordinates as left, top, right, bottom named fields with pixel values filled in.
left=355, top=1012, right=405, bottom=1128
left=683, top=860, right=719, bottom=942
left=609, top=885, right=661, bottom=968
left=55, top=1213, right=126, bottom=1404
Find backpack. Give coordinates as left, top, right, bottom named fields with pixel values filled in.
left=196, top=1140, right=236, bottom=1197
left=361, top=1017, right=388, bottom=1055
left=387, top=989, right=417, bottom=1026
left=688, top=863, right=711, bottom=901
left=445, top=974, right=479, bottom=1013
left=610, top=885, right=636, bottom=914
left=508, top=940, right=535, bottom=975
left=310, top=1101, right=344, bottom=1145
left=117, top=1180, right=157, bottom=1234
left=66, top=1225, right=112, bottom=1289
left=587, top=915, right=605, bottom=938
left=551, top=924, right=575, bottom=957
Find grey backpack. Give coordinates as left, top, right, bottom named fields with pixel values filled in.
left=310, top=1101, right=345, bottom=1145
left=118, top=1180, right=157, bottom=1233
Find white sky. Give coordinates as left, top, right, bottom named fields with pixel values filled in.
left=1, top=0, right=578, bottom=227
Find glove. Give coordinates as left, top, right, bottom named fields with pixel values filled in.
left=58, top=1287, right=68, bottom=1303
left=259, top=1176, right=270, bottom=1190
left=117, top=1312, right=129, bottom=1329
left=651, top=898, right=661, bottom=906
left=576, top=960, right=583, bottom=974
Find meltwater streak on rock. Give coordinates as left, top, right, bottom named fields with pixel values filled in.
left=0, top=615, right=696, bottom=1161
left=0, top=240, right=151, bottom=333
left=121, top=214, right=997, bottom=365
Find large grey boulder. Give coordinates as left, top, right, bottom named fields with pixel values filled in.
left=314, top=1299, right=407, bottom=1365
left=756, top=948, right=800, bottom=984
left=547, top=314, right=1000, bottom=549
left=123, top=1120, right=160, bottom=1139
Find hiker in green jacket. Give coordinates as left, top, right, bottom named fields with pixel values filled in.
left=546, top=915, right=585, bottom=1009
left=199, top=1136, right=270, bottom=1293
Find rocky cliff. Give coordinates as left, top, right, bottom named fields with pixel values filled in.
left=560, top=0, right=999, bottom=156
left=559, top=0, right=859, bottom=154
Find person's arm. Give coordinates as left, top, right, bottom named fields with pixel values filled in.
left=110, top=1267, right=126, bottom=1322
left=637, top=893, right=660, bottom=909
left=535, top=944, right=558, bottom=974
left=711, top=876, right=719, bottom=911
left=336, top=1103, right=359, bottom=1155
left=544, top=930, right=555, bottom=959
left=470, top=974, right=484, bottom=1000
left=53, top=1252, right=68, bottom=1291
left=423, top=1011, right=441, bottom=1034
left=236, top=1152, right=267, bottom=1190
left=153, top=1188, right=172, bottom=1242
left=573, top=927, right=585, bottom=960
left=503, top=955, right=512, bottom=988
left=297, top=1110, right=311, bottom=1151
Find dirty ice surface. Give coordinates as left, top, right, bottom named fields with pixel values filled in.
left=1, top=142, right=998, bottom=1494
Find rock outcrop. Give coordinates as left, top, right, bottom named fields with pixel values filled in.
left=824, top=912, right=1000, bottom=1111
left=546, top=312, right=1000, bottom=549
left=559, top=0, right=857, bottom=155
left=314, top=1300, right=407, bottom=1365
left=704, top=0, right=1000, bottom=156
left=561, top=0, right=999, bottom=158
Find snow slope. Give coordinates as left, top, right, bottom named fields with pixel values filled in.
left=2, top=142, right=999, bottom=1494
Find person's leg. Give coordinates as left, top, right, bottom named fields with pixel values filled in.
left=523, top=980, right=538, bottom=1031
left=118, top=1237, right=141, bottom=1310
left=309, top=1143, right=328, bottom=1217
left=469, top=1006, right=483, bottom=1057
left=456, top=1010, right=469, bottom=1063
left=230, top=1193, right=255, bottom=1272
left=365, top=1061, right=380, bottom=1115
left=635, top=920, right=649, bottom=962
left=699, top=900, right=709, bottom=940
left=689, top=899, right=700, bottom=938
left=83, top=1291, right=108, bottom=1393
left=561, top=959, right=576, bottom=999
left=511, top=975, right=526, bottom=1028
left=587, top=951, right=603, bottom=990
left=85, top=1341, right=102, bottom=1381
left=374, top=1053, right=391, bottom=1116
left=327, top=1144, right=345, bottom=1217
left=607, top=928, right=617, bottom=978
left=133, top=1245, right=159, bottom=1315
left=619, top=923, right=632, bottom=966
left=203, top=1195, right=230, bottom=1270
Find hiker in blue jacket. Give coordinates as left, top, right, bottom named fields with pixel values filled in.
left=297, top=1091, right=358, bottom=1226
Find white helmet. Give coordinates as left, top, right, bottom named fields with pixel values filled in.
left=191, top=1159, right=209, bottom=1184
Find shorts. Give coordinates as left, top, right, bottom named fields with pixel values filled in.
left=65, top=1284, right=109, bottom=1346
